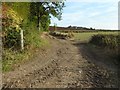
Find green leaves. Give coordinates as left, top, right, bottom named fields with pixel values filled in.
left=29, top=2, right=65, bottom=31
left=2, top=2, right=65, bottom=49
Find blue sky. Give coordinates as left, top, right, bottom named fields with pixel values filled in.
left=50, top=0, right=119, bottom=30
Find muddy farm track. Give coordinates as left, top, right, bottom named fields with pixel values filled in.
left=2, top=33, right=119, bottom=88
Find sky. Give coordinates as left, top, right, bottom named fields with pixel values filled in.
left=50, top=0, right=119, bottom=30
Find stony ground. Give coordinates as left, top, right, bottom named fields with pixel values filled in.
left=2, top=33, right=119, bottom=88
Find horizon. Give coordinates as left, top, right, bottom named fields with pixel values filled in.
left=49, top=25, right=119, bottom=30
left=50, top=0, right=119, bottom=30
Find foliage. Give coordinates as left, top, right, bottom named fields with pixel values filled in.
left=2, top=25, right=49, bottom=72
left=40, top=15, right=51, bottom=31
left=4, top=2, right=30, bottom=20
left=89, top=34, right=119, bottom=49
left=24, top=22, right=42, bottom=49
left=2, top=2, right=65, bottom=49
left=2, top=2, right=65, bottom=72
left=89, top=34, right=120, bottom=62
left=29, top=2, right=65, bottom=31
left=2, top=3, right=23, bottom=49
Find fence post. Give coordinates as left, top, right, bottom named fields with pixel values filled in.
left=20, top=28, right=24, bottom=50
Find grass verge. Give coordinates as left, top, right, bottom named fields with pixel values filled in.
left=89, top=34, right=120, bottom=63
left=2, top=30, right=49, bottom=72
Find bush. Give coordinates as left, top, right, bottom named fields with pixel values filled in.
left=2, top=4, right=23, bottom=50
left=89, top=34, right=119, bottom=49
left=89, top=34, right=120, bottom=62
left=24, top=22, right=42, bottom=49
left=3, top=27, right=21, bottom=49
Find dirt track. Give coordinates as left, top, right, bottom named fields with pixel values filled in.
left=2, top=33, right=119, bottom=88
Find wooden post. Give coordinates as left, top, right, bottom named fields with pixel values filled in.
left=54, top=23, right=57, bottom=31
left=20, top=28, right=24, bottom=50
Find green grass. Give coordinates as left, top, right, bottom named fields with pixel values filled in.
left=3, top=38, right=49, bottom=72
left=74, top=31, right=119, bottom=42
left=2, top=30, right=49, bottom=72
left=2, top=19, right=50, bottom=72
left=3, top=49, right=28, bottom=72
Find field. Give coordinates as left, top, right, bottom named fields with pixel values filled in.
left=73, top=31, right=119, bottom=42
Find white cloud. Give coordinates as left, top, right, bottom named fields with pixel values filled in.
left=51, top=1, right=118, bottom=30
left=88, top=12, right=102, bottom=17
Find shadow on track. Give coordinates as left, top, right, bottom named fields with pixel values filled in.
left=72, top=41, right=119, bottom=88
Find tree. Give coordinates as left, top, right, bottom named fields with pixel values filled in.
left=29, top=1, right=65, bottom=31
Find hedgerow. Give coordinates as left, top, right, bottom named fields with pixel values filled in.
left=89, top=34, right=120, bottom=62
left=89, top=34, right=119, bottom=49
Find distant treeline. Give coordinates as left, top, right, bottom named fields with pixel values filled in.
left=49, top=26, right=119, bottom=32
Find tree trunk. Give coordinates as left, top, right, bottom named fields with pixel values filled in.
left=37, top=16, right=40, bottom=31
left=37, top=8, right=41, bottom=31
